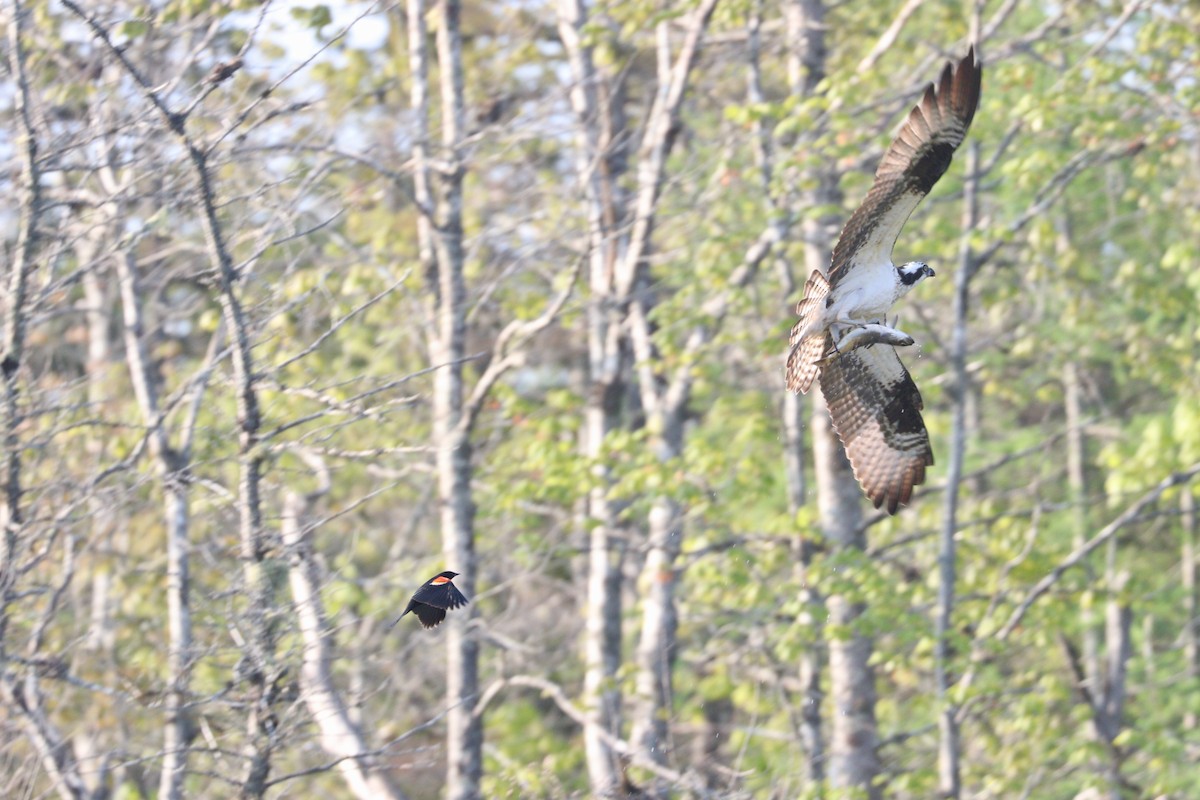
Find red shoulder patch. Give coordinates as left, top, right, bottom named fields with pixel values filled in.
left=431, top=576, right=451, bottom=585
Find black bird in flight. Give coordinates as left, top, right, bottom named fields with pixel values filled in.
left=786, top=46, right=982, bottom=514
left=393, top=570, right=470, bottom=629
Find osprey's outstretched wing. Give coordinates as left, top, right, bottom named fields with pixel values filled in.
left=828, top=47, right=982, bottom=289
left=819, top=344, right=933, bottom=514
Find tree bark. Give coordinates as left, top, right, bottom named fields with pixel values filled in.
left=78, top=221, right=117, bottom=658
left=0, top=0, right=41, bottom=655
left=556, top=0, right=632, bottom=789
left=632, top=495, right=682, bottom=772
left=113, top=235, right=195, bottom=800
left=622, top=0, right=721, bottom=778
left=281, top=486, right=409, bottom=800
left=1184, top=489, right=1198, bottom=730
left=0, top=5, right=90, bottom=797
left=790, top=0, right=880, bottom=794
left=812, top=397, right=880, bottom=795
left=422, top=2, right=482, bottom=796
left=778, top=2, right=825, bottom=783
left=936, top=141, right=980, bottom=800
left=61, top=6, right=282, bottom=787
left=1065, top=358, right=1101, bottom=695
left=1100, top=571, right=1131, bottom=800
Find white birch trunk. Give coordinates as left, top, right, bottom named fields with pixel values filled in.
left=1066, top=359, right=1102, bottom=696
left=0, top=0, right=41, bottom=653
left=812, top=394, right=880, bottom=796
left=407, top=0, right=484, bottom=793
left=621, top=2, right=720, bottom=777
left=1101, top=569, right=1131, bottom=799
left=428, top=2, right=482, bottom=795
left=557, top=0, right=630, bottom=788
left=936, top=141, right=979, bottom=799
left=631, top=493, right=681, bottom=771
left=791, top=0, right=879, bottom=792
left=113, top=241, right=194, bottom=800
left=80, top=237, right=117, bottom=657
left=777, top=3, right=823, bottom=780
left=1184, top=489, right=1198, bottom=730
left=281, top=491, right=409, bottom=800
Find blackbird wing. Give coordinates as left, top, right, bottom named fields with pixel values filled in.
left=410, top=581, right=470, bottom=611
left=411, top=602, right=448, bottom=629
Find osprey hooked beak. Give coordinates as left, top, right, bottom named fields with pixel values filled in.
left=923, top=265, right=936, bottom=278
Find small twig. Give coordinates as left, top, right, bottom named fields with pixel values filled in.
left=458, top=257, right=582, bottom=436
left=273, top=273, right=411, bottom=373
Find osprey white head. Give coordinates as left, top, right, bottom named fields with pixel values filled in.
left=898, top=261, right=935, bottom=286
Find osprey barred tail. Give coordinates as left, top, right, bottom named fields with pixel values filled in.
left=786, top=46, right=982, bottom=514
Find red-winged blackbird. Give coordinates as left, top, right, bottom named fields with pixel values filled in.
left=393, top=571, right=469, bottom=629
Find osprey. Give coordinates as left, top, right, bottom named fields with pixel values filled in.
left=786, top=47, right=982, bottom=514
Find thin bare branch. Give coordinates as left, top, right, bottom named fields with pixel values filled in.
left=998, top=464, right=1200, bottom=640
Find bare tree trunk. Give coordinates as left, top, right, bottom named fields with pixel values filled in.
left=629, top=237, right=775, bottom=790
left=1100, top=571, right=1131, bottom=797
left=1054, top=192, right=1101, bottom=700
left=782, top=395, right=808, bottom=513
left=756, top=0, right=806, bottom=519
left=81, top=123, right=206, bottom=798
left=405, top=0, right=437, bottom=287
left=421, top=3, right=482, bottom=796
left=1063, top=572, right=1131, bottom=800
left=46, top=15, right=290, bottom=787
left=783, top=256, right=823, bottom=785
left=581, top=424, right=625, bottom=796
left=789, top=0, right=880, bottom=794
left=622, top=1, right=721, bottom=777
left=812, top=397, right=880, bottom=795
left=809, top=99, right=880, bottom=800
left=1065, top=358, right=1101, bottom=692
left=1062, top=347, right=1130, bottom=797
left=632, top=495, right=682, bottom=772
left=1184, top=489, right=1198, bottom=730
left=113, top=234, right=195, bottom=800
left=0, top=0, right=41, bottom=656
left=556, top=0, right=630, bottom=788
left=0, top=5, right=90, bottom=797
left=80, top=255, right=117, bottom=657
left=936, top=141, right=980, bottom=800
left=181, top=111, right=275, bottom=800
left=778, top=2, right=824, bottom=783
left=281, top=482, right=409, bottom=800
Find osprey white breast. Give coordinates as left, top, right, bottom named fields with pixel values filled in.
left=827, top=260, right=935, bottom=327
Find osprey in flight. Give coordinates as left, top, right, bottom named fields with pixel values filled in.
left=786, top=47, right=982, bottom=514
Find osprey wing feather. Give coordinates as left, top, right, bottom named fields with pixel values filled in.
left=820, top=340, right=933, bottom=515
left=786, top=47, right=981, bottom=515
left=828, top=47, right=982, bottom=289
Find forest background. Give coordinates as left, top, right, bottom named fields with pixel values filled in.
left=0, top=0, right=1197, bottom=799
